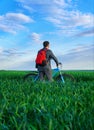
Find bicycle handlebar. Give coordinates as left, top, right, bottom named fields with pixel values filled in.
left=57, top=62, right=62, bottom=69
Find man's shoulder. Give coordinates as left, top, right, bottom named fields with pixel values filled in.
left=47, top=49, right=52, bottom=52
left=38, top=48, right=52, bottom=54
left=46, top=49, right=51, bottom=53
left=38, top=48, right=44, bottom=52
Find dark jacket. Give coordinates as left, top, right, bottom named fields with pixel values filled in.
left=46, top=49, right=59, bottom=67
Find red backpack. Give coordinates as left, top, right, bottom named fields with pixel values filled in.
left=35, top=49, right=47, bottom=66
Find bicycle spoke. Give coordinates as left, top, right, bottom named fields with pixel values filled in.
left=55, top=73, right=75, bottom=85
left=23, top=73, right=39, bottom=82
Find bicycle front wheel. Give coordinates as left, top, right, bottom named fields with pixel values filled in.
left=55, top=73, right=75, bottom=84
left=23, top=73, right=39, bottom=82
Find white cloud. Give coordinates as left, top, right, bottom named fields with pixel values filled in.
left=59, top=44, right=94, bottom=70
left=53, top=0, right=68, bottom=7
left=0, top=47, right=3, bottom=54
left=22, top=5, right=34, bottom=12
left=46, top=17, right=62, bottom=25
left=0, top=24, right=24, bottom=34
left=71, top=12, right=94, bottom=28
left=0, top=47, right=36, bottom=70
left=66, top=44, right=94, bottom=54
left=30, top=32, right=42, bottom=43
left=6, top=13, right=33, bottom=23
left=15, top=0, right=72, bottom=7
left=46, top=11, right=94, bottom=35
left=17, top=0, right=94, bottom=30
left=75, top=28, right=94, bottom=37
left=15, top=0, right=70, bottom=15
left=0, top=13, right=34, bottom=34
left=16, top=0, right=94, bottom=36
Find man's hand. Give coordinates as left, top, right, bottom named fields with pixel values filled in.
left=58, top=62, right=62, bottom=65
left=57, top=62, right=62, bottom=67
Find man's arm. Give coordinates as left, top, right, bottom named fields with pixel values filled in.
left=49, top=50, right=59, bottom=66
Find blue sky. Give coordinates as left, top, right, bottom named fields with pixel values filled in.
left=0, top=0, right=94, bottom=70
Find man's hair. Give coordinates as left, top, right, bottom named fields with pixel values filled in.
left=43, top=41, right=49, bottom=47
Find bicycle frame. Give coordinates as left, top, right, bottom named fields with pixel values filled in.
left=52, top=64, right=65, bottom=83
left=35, top=63, right=65, bottom=83
left=34, top=74, right=39, bottom=82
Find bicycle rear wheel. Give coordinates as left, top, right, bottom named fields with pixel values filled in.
left=23, top=73, right=39, bottom=82
left=55, top=73, right=75, bottom=84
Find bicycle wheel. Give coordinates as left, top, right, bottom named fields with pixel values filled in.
left=23, top=73, right=39, bottom=82
left=55, top=73, right=75, bottom=84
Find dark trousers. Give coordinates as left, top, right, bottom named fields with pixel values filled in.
left=37, top=65, right=52, bottom=81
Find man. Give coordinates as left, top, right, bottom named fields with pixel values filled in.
left=36, top=41, right=59, bottom=81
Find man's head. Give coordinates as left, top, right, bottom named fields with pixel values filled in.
left=43, top=41, right=49, bottom=48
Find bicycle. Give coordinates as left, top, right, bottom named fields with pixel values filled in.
left=23, top=63, right=75, bottom=84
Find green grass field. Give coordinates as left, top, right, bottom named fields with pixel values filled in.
left=0, top=70, right=94, bottom=130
